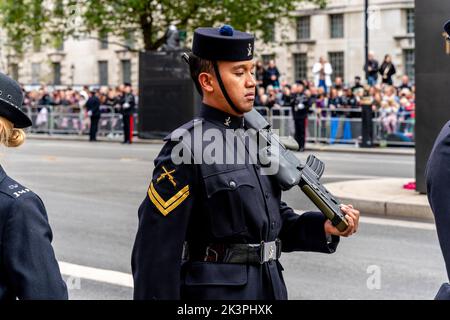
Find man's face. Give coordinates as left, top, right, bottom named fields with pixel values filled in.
left=214, top=60, right=256, bottom=114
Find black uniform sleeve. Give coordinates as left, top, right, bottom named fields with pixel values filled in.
left=129, top=94, right=136, bottom=109
left=3, top=194, right=68, bottom=300
left=426, top=121, right=450, bottom=281
left=132, top=141, right=196, bottom=300
left=278, top=201, right=339, bottom=254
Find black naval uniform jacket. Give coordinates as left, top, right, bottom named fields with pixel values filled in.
left=132, top=104, right=339, bottom=300
left=426, top=120, right=450, bottom=299
left=0, top=166, right=68, bottom=300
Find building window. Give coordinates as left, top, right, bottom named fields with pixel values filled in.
left=266, top=21, right=275, bottom=42
left=33, top=38, right=41, bottom=53
left=330, top=14, right=344, bottom=39
left=124, top=30, right=135, bottom=49
left=406, top=9, right=415, bottom=34
left=293, top=53, right=308, bottom=82
left=56, top=37, right=64, bottom=51
left=98, top=61, right=108, bottom=85
left=261, top=54, right=275, bottom=66
left=296, top=16, right=310, bottom=40
left=121, top=60, right=131, bottom=84
left=328, top=51, right=344, bottom=81
left=9, top=64, right=19, bottom=81
left=99, top=32, right=108, bottom=50
left=31, top=63, right=41, bottom=84
left=53, top=62, right=61, bottom=85
left=403, top=49, right=415, bottom=82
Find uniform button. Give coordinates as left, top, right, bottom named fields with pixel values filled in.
left=271, top=221, right=275, bottom=229
left=265, top=192, right=270, bottom=199
left=229, top=180, right=236, bottom=189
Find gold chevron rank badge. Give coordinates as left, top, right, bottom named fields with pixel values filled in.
left=148, top=166, right=190, bottom=216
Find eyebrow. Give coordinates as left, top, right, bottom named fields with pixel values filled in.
left=232, top=63, right=256, bottom=70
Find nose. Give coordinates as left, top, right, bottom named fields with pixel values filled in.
left=246, top=73, right=256, bottom=88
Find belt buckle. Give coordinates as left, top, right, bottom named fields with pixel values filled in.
left=260, top=241, right=277, bottom=264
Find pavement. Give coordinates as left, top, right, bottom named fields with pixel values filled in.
left=27, top=133, right=425, bottom=221
left=325, top=178, right=433, bottom=221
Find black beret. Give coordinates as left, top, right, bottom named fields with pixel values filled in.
left=445, top=20, right=450, bottom=37
left=0, top=73, right=31, bottom=128
left=192, top=25, right=254, bottom=61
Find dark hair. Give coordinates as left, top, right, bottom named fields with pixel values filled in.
left=187, top=52, right=214, bottom=96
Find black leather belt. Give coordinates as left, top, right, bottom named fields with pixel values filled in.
left=182, top=239, right=282, bottom=264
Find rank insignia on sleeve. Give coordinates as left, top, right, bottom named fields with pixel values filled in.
left=156, top=166, right=177, bottom=188
left=148, top=182, right=189, bottom=216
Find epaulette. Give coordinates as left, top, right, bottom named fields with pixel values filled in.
left=163, top=118, right=204, bottom=142
left=0, top=176, right=33, bottom=199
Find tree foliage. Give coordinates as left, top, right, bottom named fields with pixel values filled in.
left=0, top=0, right=327, bottom=52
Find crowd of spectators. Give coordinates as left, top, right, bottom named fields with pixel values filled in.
left=254, top=54, right=415, bottom=143
left=22, top=85, right=138, bottom=113
left=19, top=53, right=415, bottom=144
left=20, top=84, right=139, bottom=136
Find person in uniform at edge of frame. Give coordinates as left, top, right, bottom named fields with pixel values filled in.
left=120, top=83, right=136, bottom=144
left=425, top=20, right=450, bottom=301
left=131, top=25, right=360, bottom=300
left=0, top=72, right=68, bottom=300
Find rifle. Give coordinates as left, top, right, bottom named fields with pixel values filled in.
left=244, top=109, right=348, bottom=232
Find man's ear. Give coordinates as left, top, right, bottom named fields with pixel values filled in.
left=198, top=72, right=214, bottom=93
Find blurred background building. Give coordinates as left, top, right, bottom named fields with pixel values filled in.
left=0, top=0, right=414, bottom=88
left=3, top=32, right=140, bottom=89
left=258, top=0, right=415, bottom=85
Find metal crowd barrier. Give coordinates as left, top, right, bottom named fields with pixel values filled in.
left=254, top=106, right=415, bottom=147
left=23, top=104, right=414, bottom=147
left=22, top=105, right=138, bottom=138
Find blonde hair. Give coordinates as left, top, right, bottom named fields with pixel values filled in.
left=0, top=117, right=26, bottom=147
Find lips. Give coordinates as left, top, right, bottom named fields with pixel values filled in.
left=245, top=93, right=255, bottom=99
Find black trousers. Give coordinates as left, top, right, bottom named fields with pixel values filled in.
left=89, top=116, right=100, bottom=141
left=123, top=114, right=132, bottom=143
left=294, top=117, right=306, bottom=150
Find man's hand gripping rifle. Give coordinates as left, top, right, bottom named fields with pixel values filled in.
left=244, top=109, right=349, bottom=232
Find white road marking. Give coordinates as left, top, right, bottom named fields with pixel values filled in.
left=295, top=210, right=436, bottom=231
left=321, top=174, right=379, bottom=180
left=58, top=261, right=133, bottom=288
left=359, top=216, right=436, bottom=230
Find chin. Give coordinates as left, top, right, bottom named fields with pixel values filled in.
left=238, top=102, right=254, bottom=114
